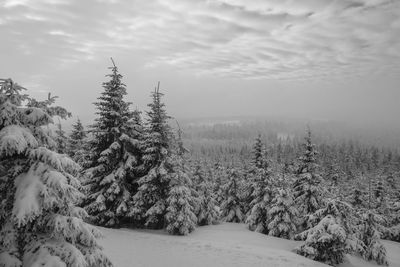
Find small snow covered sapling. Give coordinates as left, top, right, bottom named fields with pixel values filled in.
left=165, top=182, right=197, bottom=235
left=0, top=78, right=112, bottom=267
left=296, top=199, right=362, bottom=266
left=296, top=215, right=347, bottom=266
left=196, top=181, right=220, bottom=226
left=220, top=168, right=245, bottom=223
left=359, top=211, right=388, bottom=266
left=165, top=126, right=198, bottom=235
left=246, top=167, right=273, bottom=234
left=267, top=188, right=298, bottom=239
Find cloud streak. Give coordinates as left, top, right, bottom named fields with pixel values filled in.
left=0, top=0, right=399, bottom=80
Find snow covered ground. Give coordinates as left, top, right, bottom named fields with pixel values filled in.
left=99, top=223, right=400, bottom=267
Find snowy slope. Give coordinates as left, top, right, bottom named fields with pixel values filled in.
left=99, top=223, right=400, bottom=267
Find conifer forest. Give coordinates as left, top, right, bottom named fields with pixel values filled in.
left=1, top=1, right=400, bottom=266
left=1, top=61, right=399, bottom=267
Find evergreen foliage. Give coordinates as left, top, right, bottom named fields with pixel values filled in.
left=359, top=211, right=389, bottom=266
left=296, top=215, right=348, bottom=266
left=68, top=118, right=89, bottom=167
left=292, top=128, right=323, bottom=230
left=131, top=84, right=173, bottom=229
left=195, top=165, right=220, bottom=226
left=267, top=189, right=298, bottom=239
left=165, top=154, right=197, bottom=235
left=83, top=61, right=142, bottom=227
left=0, top=78, right=111, bottom=267
left=220, top=168, right=245, bottom=223
left=54, top=121, right=68, bottom=154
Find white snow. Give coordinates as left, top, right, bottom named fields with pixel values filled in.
left=0, top=125, right=38, bottom=156
left=13, top=164, right=45, bottom=226
left=100, top=223, right=400, bottom=267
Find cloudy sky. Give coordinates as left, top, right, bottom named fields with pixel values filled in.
left=1, top=0, right=400, bottom=127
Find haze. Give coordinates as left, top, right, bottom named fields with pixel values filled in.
left=1, top=0, right=399, bottom=130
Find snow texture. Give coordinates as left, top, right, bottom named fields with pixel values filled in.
left=99, top=223, right=400, bottom=267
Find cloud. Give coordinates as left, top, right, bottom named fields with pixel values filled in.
left=0, top=0, right=399, bottom=80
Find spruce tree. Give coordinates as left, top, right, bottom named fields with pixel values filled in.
left=195, top=165, right=220, bottom=226
left=0, top=78, right=111, bottom=267
left=54, top=120, right=68, bottom=154
left=296, top=215, right=348, bottom=266
left=267, top=189, right=298, bottom=239
left=220, top=168, right=245, bottom=223
left=68, top=118, right=89, bottom=167
left=292, top=128, right=323, bottom=230
left=244, top=135, right=268, bottom=215
left=251, top=134, right=265, bottom=169
left=83, top=60, right=142, bottom=227
left=246, top=166, right=274, bottom=234
left=131, top=83, right=174, bottom=229
left=359, top=211, right=388, bottom=266
left=164, top=126, right=197, bottom=235
left=246, top=139, right=274, bottom=234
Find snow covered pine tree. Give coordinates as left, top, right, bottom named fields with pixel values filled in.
left=359, top=211, right=388, bottom=265
left=0, top=78, right=111, bottom=267
left=195, top=169, right=220, bottom=226
left=83, top=60, right=142, bottom=227
left=221, top=168, right=245, bottom=223
left=292, top=128, right=323, bottom=231
left=54, top=120, right=68, bottom=154
left=246, top=136, right=274, bottom=234
left=131, top=83, right=174, bottom=229
left=165, top=127, right=197, bottom=235
left=296, top=199, right=362, bottom=266
left=67, top=118, right=89, bottom=167
left=267, top=188, right=298, bottom=239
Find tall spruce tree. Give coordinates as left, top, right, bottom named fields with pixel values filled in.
left=131, top=83, right=174, bottom=229
left=0, top=78, right=111, bottom=267
left=246, top=136, right=274, bottom=234
left=292, top=127, right=323, bottom=230
left=83, top=60, right=142, bottom=227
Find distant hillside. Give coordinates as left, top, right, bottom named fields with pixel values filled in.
left=177, top=116, right=400, bottom=150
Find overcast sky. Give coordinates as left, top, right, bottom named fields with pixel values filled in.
left=1, top=0, right=400, bottom=128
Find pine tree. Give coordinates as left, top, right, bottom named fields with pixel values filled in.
left=251, top=134, right=265, bottom=169
left=243, top=135, right=269, bottom=215
left=0, top=78, right=111, bottom=267
left=83, top=60, right=142, bottom=227
left=195, top=163, right=220, bottom=226
left=54, top=120, right=68, bottom=154
left=296, top=215, right=348, bottom=266
left=165, top=126, right=197, bottom=235
left=68, top=118, right=89, bottom=166
left=220, top=168, right=245, bottom=223
left=292, top=128, right=323, bottom=230
left=267, top=188, right=298, bottom=239
left=165, top=157, right=197, bottom=234
left=246, top=165, right=274, bottom=234
left=131, top=83, right=174, bottom=229
left=350, top=182, right=366, bottom=208
left=359, top=211, right=389, bottom=266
